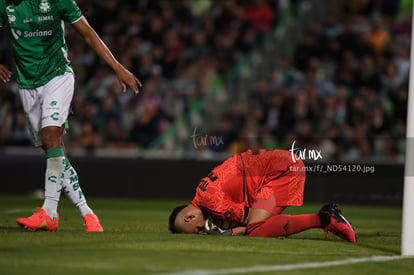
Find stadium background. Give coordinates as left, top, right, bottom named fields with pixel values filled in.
left=0, top=0, right=411, bottom=204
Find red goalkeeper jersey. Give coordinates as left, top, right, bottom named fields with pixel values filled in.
left=191, top=149, right=303, bottom=227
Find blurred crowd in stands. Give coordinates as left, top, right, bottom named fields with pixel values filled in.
left=0, top=0, right=280, bottom=151
left=211, top=0, right=410, bottom=162
left=0, top=0, right=411, bottom=161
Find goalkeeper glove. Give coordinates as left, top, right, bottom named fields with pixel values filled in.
left=204, top=217, right=233, bottom=236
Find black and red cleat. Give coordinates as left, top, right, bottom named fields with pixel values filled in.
left=318, top=203, right=357, bottom=243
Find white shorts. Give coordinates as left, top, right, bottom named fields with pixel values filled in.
left=18, top=72, right=74, bottom=147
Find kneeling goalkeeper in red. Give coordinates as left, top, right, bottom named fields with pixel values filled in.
left=169, top=149, right=357, bottom=242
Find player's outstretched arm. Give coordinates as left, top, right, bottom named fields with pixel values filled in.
left=0, top=64, right=12, bottom=83
left=72, top=17, right=142, bottom=95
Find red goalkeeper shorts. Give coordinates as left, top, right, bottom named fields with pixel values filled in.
left=252, top=159, right=306, bottom=214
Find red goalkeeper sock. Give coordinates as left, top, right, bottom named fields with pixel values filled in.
left=246, top=214, right=321, bottom=237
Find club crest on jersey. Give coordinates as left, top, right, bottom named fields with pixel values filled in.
left=8, top=14, right=16, bottom=24
left=39, top=0, right=51, bottom=13
left=6, top=5, right=15, bottom=13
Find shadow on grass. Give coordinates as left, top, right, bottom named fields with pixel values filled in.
left=357, top=243, right=400, bottom=255
left=290, top=234, right=400, bottom=255
left=354, top=232, right=401, bottom=255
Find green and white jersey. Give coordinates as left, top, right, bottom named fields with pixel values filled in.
left=0, top=0, right=83, bottom=88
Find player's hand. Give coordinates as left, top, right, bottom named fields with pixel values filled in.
left=115, top=64, right=142, bottom=95
left=0, top=64, right=12, bottom=83
left=204, top=217, right=233, bottom=236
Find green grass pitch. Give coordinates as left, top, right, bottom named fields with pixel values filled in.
left=0, top=195, right=413, bottom=274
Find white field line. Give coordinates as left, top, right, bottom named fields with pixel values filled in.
left=159, top=255, right=414, bottom=275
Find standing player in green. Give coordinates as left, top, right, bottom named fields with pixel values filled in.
left=0, top=0, right=142, bottom=232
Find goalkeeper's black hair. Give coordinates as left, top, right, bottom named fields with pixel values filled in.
left=168, top=205, right=187, bottom=233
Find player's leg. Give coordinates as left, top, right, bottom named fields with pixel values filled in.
left=39, top=73, right=77, bottom=221
left=247, top=206, right=285, bottom=224
left=61, top=153, right=92, bottom=217
left=43, top=72, right=103, bottom=231
left=15, top=88, right=62, bottom=231
left=41, top=125, right=66, bottom=220
left=246, top=158, right=321, bottom=237
left=246, top=159, right=356, bottom=241
left=246, top=195, right=321, bottom=238
left=246, top=209, right=321, bottom=238
left=60, top=150, right=103, bottom=232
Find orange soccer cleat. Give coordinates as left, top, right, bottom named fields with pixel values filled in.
left=83, top=213, right=104, bottom=232
left=16, top=207, right=59, bottom=232
left=318, top=203, right=357, bottom=242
